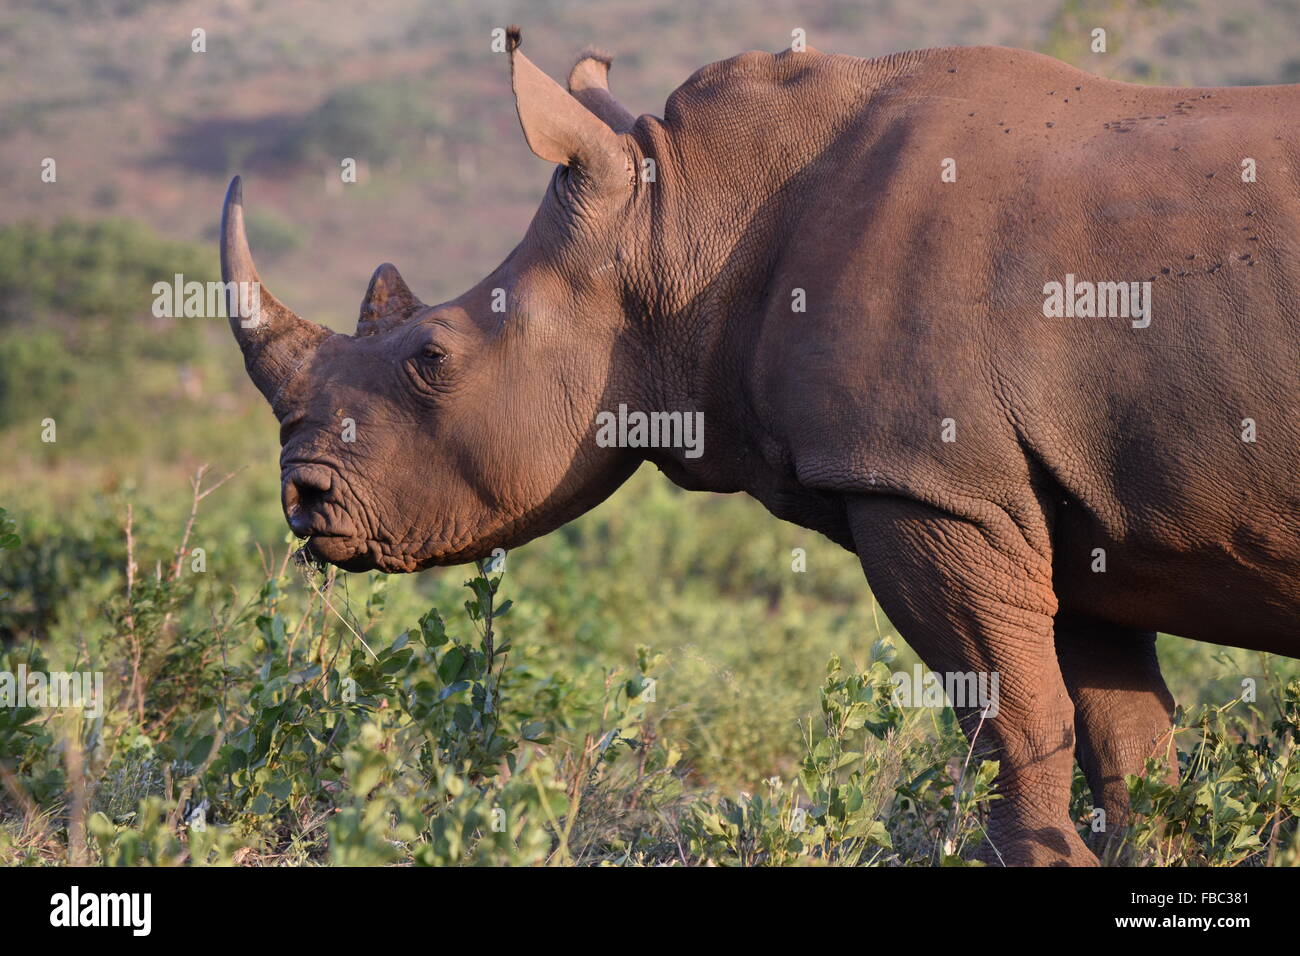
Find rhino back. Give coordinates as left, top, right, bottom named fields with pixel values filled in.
left=697, top=47, right=1300, bottom=648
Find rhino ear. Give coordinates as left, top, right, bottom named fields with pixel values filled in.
left=507, top=27, right=628, bottom=184
left=567, top=49, right=635, bottom=133
left=356, top=263, right=424, bottom=337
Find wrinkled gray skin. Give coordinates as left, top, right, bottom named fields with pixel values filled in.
left=223, top=34, right=1300, bottom=865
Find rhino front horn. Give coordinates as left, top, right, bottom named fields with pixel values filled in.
left=220, top=176, right=332, bottom=405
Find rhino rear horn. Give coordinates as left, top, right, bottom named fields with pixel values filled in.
left=356, top=263, right=425, bottom=336
left=220, top=176, right=332, bottom=406
left=567, top=49, right=635, bottom=133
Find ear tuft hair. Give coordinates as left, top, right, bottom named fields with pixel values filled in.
left=506, top=26, right=522, bottom=53
left=571, top=47, right=613, bottom=74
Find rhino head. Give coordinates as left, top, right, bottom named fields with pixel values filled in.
left=223, top=30, right=658, bottom=573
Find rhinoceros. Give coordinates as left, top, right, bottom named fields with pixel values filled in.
left=219, top=29, right=1300, bottom=865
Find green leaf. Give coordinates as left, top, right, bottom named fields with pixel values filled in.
left=438, top=646, right=467, bottom=683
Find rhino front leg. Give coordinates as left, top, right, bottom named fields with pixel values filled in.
left=1054, top=615, right=1176, bottom=855
left=847, top=495, right=1096, bottom=866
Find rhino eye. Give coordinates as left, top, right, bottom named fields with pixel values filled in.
left=406, top=341, right=449, bottom=393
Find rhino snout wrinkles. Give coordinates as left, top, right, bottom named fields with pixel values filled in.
left=283, top=465, right=345, bottom=537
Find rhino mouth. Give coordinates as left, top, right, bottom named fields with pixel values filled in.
left=281, top=461, right=379, bottom=570
left=280, top=462, right=429, bottom=573
left=302, top=533, right=379, bottom=573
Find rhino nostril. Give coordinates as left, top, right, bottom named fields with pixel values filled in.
left=283, top=467, right=334, bottom=536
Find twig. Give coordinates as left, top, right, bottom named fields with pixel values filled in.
left=946, top=703, right=1005, bottom=866
left=169, top=465, right=243, bottom=582
left=123, top=503, right=143, bottom=725
left=303, top=569, right=377, bottom=661
left=64, top=715, right=87, bottom=866
left=165, top=724, right=228, bottom=833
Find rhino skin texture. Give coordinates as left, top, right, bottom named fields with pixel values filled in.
left=222, top=37, right=1300, bottom=865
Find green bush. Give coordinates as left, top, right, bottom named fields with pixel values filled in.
left=292, top=77, right=449, bottom=167
left=0, top=219, right=213, bottom=327
left=2, top=482, right=1293, bottom=866
left=0, top=219, right=260, bottom=462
